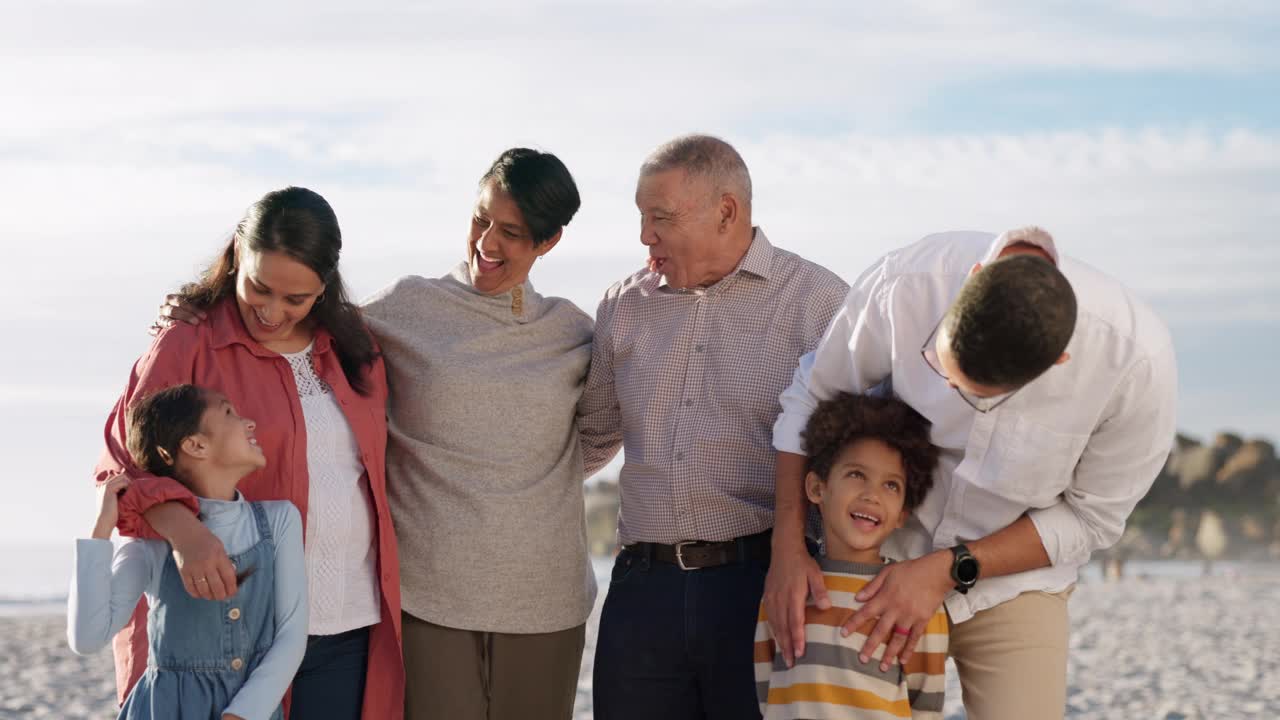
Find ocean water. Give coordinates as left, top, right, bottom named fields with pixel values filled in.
left=0, top=544, right=71, bottom=616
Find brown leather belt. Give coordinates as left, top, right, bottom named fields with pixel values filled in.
left=625, top=530, right=772, bottom=570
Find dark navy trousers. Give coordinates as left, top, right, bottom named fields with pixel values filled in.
left=290, top=626, right=370, bottom=719
left=592, top=547, right=768, bottom=720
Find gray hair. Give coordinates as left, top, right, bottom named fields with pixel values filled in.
left=640, top=134, right=753, bottom=213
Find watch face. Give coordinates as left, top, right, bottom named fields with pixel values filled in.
left=956, top=557, right=979, bottom=584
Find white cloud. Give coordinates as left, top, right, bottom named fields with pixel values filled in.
left=2, top=2, right=1277, bottom=542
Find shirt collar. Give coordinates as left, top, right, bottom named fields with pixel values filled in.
left=207, top=296, right=334, bottom=357
left=656, top=226, right=775, bottom=291
left=445, top=261, right=542, bottom=323
left=196, top=489, right=245, bottom=528
left=817, top=553, right=890, bottom=576
left=979, top=228, right=1061, bottom=267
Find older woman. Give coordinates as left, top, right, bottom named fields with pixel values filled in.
left=362, top=148, right=615, bottom=719
left=160, top=149, right=618, bottom=719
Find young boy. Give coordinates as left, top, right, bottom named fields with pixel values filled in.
left=755, top=392, right=947, bottom=719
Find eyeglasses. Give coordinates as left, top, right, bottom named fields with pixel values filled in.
left=920, top=317, right=1018, bottom=414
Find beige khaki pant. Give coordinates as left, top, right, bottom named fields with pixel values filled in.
left=402, top=612, right=586, bottom=720
left=948, top=587, right=1074, bottom=720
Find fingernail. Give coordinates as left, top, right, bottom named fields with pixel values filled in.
left=880, top=663, right=889, bottom=672
left=859, top=654, right=868, bottom=663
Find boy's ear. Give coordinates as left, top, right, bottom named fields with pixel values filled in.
left=180, top=434, right=209, bottom=461
left=895, top=508, right=909, bottom=530
left=804, top=471, right=824, bottom=505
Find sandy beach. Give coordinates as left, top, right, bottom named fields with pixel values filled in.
left=4, top=569, right=1277, bottom=719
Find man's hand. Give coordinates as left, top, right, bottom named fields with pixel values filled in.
left=148, top=294, right=206, bottom=335
left=170, top=522, right=238, bottom=601
left=763, top=544, right=830, bottom=667
left=845, top=550, right=953, bottom=671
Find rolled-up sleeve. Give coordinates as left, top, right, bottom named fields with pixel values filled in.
left=1029, top=349, right=1178, bottom=566
left=772, top=263, right=894, bottom=455
left=97, top=326, right=203, bottom=539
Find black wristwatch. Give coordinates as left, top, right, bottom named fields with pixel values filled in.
left=949, top=544, right=980, bottom=594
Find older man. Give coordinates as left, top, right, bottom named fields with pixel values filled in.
left=579, top=135, right=848, bottom=719
left=766, top=227, right=1178, bottom=719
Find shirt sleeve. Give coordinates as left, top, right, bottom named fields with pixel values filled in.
left=97, top=325, right=204, bottom=539
left=66, top=538, right=162, bottom=656
left=578, top=289, right=624, bottom=477
left=1029, top=349, right=1179, bottom=567
left=223, top=502, right=309, bottom=720
left=772, top=261, right=895, bottom=455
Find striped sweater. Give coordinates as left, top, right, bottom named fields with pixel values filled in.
left=754, top=556, right=949, bottom=719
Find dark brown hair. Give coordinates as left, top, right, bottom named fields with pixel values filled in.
left=179, top=187, right=378, bottom=394
left=126, top=384, right=210, bottom=486
left=801, top=392, right=939, bottom=513
left=480, top=148, right=581, bottom=246
left=943, top=253, right=1077, bottom=389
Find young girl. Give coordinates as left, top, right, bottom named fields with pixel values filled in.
left=69, top=384, right=307, bottom=720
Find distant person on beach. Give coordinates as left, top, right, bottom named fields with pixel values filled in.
left=101, top=187, right=403, bottom=719
left=754, top=392, right=948, bottom=719
left=157, top=149, right=618, bottom=720
left=581, top=134, right=849, bottom=720
left=70, top=385, right=307, bottom=720
left=766, top=226, right=1178, bottom=719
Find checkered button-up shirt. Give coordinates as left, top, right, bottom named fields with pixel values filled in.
left=579, top=228, right=849, bottom=545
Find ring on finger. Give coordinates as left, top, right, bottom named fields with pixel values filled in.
left=893, top=625, right=911, bottom=636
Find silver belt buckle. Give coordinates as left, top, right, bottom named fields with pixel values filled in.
left=674, top=541, right=702, bottom=571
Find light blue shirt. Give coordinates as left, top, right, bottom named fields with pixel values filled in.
left=68, top=492, right=308, bottom=720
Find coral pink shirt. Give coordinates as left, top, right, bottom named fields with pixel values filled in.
left=95, top=296, right=403, bottom=719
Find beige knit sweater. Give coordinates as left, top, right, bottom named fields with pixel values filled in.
left=363, top=263, right=612, bottom=633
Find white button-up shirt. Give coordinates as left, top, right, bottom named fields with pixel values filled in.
left=772, top=230, right=1177, bottom=623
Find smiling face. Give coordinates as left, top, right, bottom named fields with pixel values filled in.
left=234, top=248, right=325, bottom=347
left=806, top=437, right=909, bottom=564
left=193, top=391, right=266, bottom=475
left=467, top=179, right=559, bottom=296
left=635, top=168, right=731, bottom=289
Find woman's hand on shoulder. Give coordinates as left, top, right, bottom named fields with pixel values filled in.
left=170, top=521, right=238, bottom=601
left=148, top=294, right=207, bottom=336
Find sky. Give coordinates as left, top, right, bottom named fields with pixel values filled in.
left=1, top=0, right=1277, bottom=546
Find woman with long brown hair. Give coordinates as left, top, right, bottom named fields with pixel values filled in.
left=96, top=187, right=403, bottom=719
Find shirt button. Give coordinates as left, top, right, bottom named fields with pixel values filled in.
left=228, top=607, right=241, bottom=621
left=230, top=657, right=244, bottom=671
left=694, top=344, right=705, bottom=353
left=683, top=399, right=693, bottom=407
left=675, top=451, right=685, bottom=461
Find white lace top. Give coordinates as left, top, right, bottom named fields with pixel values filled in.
left=283, top=342, right=382, bottom=636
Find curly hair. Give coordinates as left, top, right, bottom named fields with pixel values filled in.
left=800, top=392, right=939, bottom=513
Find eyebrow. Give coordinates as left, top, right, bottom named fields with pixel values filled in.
left=474, top=209, right=528, bottom=236
left=248, top=275, right=316, bottom=301
left=837, top=460, right=905, bottom=482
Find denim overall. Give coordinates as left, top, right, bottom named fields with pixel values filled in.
left=119, top=502, right=283, bottom=720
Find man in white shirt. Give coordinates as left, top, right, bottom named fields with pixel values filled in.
left=765, top=226, right=1178, bottom=719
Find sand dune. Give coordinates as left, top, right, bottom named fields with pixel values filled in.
left=4, top=571, right=1277, bottom=719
